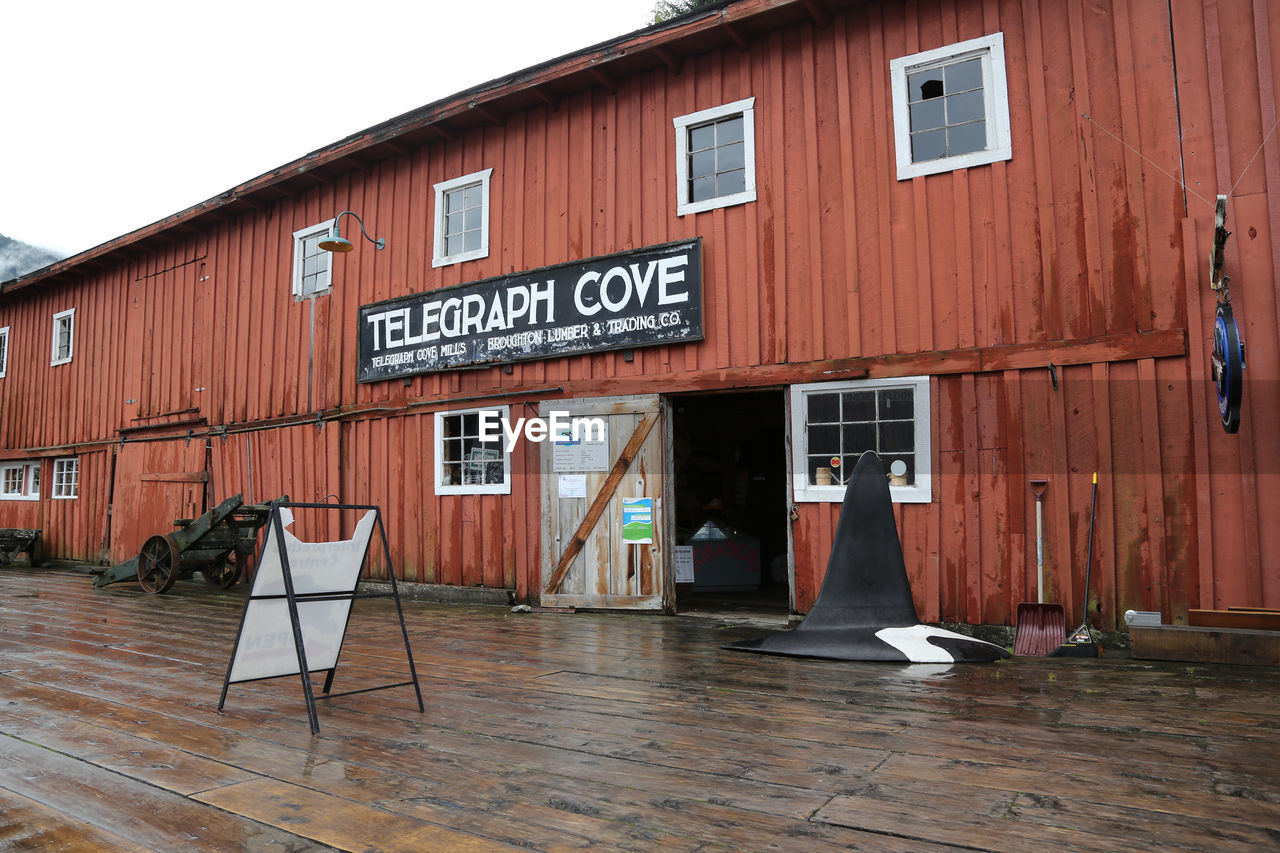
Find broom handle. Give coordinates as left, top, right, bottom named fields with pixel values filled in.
left=1082, top=472, right=1098, bottom=624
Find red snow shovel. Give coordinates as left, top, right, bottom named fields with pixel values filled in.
left=1014, top=479, right=1066, bottom=656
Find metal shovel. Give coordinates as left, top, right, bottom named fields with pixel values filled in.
left=1013, top=479, right=1067, bottom=655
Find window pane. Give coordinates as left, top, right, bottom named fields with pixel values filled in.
left=911, top=129, right=947, bottom=162
left=879, top=388, right=915, bottom=419
left=689, top=123, right=715, bottom=151
left=464, top=206, right=482, bottom=231
left=717, top=115, right=744, bottom=144
left=909, top=99, right=945, bottom=132
left=948, top=121, right=987, bottom=156
left=446, top=212, right=464, bottom=236
left=947, top=90, right=985, bottom=125
left=304, top=235, right=321, bottom=253
left=444, top=188, right=463, bottom=214
left=462, top=412, right=479, bottom=435
left=908, top=68, right=944, bottom=102
left=303, top=256, right=321, bottom=277
left=717, top=141, right=745, bottom=171
left=808, top=424, right=839, bottom=455
left=690, top=149, right=716, bottom=178
left=841, top=391, right=875, bottom=421
left=879, top=421, right=914, bottom=453
left=690, top=175, right=716, bottom=202
left=447, top=234, right=464, bottom=256
left=945, top=58, right=983, bottom=93
left=717, top=169, right=745, bottom=197
left=808, top=456, right=834, bottom=486
left=844, top=422, right=876, bottom=454
left=464, top=183, right=482, bottom=209
left=807, top=393, right=839, bottom=423
left=885, top=454, right=915, bottom=484
left=464, top=230, right=481, bottom=252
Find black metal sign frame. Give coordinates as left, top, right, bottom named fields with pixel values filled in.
left=217, top=502, right=424, bottom=734
left=357, top=238, right=703, bottom=382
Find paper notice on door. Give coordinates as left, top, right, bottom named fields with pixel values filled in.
left=558, top=474, right=587, bottom=499
left=674, top=545, right=694, bottom=583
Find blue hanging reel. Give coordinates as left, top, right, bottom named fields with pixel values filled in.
left=1208, top=195, right=1245, bottom=434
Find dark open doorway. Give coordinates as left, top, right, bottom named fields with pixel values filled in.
left=671, top=389, right=789, bottom=618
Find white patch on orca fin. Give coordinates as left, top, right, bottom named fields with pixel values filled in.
left=874, top=625, right=971, bottom=663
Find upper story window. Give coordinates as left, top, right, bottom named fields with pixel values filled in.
left=292, top=220, right=335, bottom=299
left=890, top=33, right=1011, bottom=180
left=433, top=169, right=493, bottom=268
left=434, top=405, right=511, bottom=495
left=52, top=457, right=79, bottom=499
left=0, top=461, right=39, bottom=501
left=673, top=97, right=757, bottom=216
left=790, top=377, right=932, bottom=503
left=0, top=326, right=9, bottom=378
left=51, top=308, right=74, bottom=366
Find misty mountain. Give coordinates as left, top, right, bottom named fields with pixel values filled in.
left=0, top=233, right=64, bottom=282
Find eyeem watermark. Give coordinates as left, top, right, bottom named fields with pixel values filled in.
left=478, top=410, right=607, bottom=452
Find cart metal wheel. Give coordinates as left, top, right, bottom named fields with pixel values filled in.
left=137, top=534, right=180, bottom=594
left=202, top=548, right=245, bottom=589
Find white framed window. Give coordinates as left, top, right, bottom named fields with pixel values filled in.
left=0, top=326, right=9, bottom=378
left=433, top=168, right=493, bottom=268
left=434, top=405, right=511, bottom=495
left=51, top=308, right=75, bottom=366
left=0, top=461, right=40, bottom=501
left=673, top=97, right=757, bottom=216
left=292, top=219, right=335, bottom=299
left=52, top=457, right=79, bottom=499
left=790, top=376, right=932, bottom=503
left=890, top=33, right=1011, bottom=180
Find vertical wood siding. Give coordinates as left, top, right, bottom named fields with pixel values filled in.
left=0, top=0, right=1275, bottom=625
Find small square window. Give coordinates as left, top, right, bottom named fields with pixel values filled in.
left=0, top=326, right=9, bottom=378
left=434, top=406, right=511, bottom=495
left=790, top=377, right=932, bottom=503
left=890, top=33, right=1011, bottom=180
left=52, top=458, right=78, bottom=499
left=433, top=169, right=493, bottom=268
left=673, top=97, right=757, bottom=216
left=292, top=220, right=335, bottom=299
left=51, top=308, right=75, bottom=366
left=0, top=461, right=40, bottom=501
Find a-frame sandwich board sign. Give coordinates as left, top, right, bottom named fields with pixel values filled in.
left=218, top=502, right=424, bottom=734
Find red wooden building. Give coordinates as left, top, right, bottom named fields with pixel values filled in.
left=2, top=0, right=1276, bottom=630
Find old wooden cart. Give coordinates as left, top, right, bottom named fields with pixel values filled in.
left=94, top=494, right=282, bottom=594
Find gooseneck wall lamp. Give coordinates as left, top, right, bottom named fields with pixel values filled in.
left=317, top=210, right=386, bottom=253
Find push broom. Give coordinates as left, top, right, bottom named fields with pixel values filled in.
left=1051, top=472, right=1100, bottom=657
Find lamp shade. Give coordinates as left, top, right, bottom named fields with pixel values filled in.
left=317, top=234, right=354, bottom=253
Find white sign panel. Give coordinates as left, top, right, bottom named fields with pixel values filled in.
left=558, top=474, right=587, bottom=499
left=674, top=545, right=695, bottom=583
left=551, top=420, right=610, bottom=472
left=228, top=508, right=377, bottom=683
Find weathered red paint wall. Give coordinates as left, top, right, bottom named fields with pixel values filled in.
left=0, top=0, right=1275, bottom=627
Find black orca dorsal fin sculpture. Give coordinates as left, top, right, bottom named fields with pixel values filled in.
left=724, top=451, right=1009, bottom=663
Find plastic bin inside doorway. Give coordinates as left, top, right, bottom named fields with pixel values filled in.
left=688, top=519, right=760, bottom=591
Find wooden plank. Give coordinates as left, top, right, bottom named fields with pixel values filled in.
left=194, top=777, right=517, bottom=852
left=1131, top=624, right=1280, bottom=666
left=1188, top=609, right=1280, bottom=631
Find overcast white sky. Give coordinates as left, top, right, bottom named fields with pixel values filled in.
left=1, top=0, right=659, bottom=258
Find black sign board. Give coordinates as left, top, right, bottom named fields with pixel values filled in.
left=357, top=239, right=702, bottom=381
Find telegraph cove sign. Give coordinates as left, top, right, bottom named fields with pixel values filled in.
left=358, top=240, right=703, bottom=381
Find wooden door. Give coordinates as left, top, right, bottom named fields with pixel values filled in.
left=108, top=439, right=208, bottom=563
left=539, top=395, right=669, bottom=610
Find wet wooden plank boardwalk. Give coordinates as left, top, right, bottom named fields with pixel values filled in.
left=0, top=567, right=1277, bottom=852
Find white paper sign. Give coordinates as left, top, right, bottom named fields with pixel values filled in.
left=551, top=421, right=610, bottom=472
left=674, top=545, right=695, bottom=583
left=228, top=508, right=376, bottom=683
left=558, top=474, right=587, bottom=498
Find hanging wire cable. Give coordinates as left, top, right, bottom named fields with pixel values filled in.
left=1081, top=112, right=1216, bottom=209
left=1227, top=115, right=1280, bottom=198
